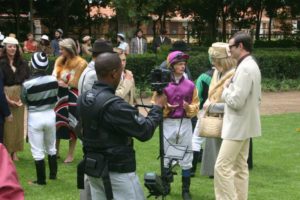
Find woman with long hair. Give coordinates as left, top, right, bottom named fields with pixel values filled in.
left=52, top=38, right=87, bottom=163
left=0, top=37, right=30, bottom=161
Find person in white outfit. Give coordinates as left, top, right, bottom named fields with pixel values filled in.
left=21, top=52, right=59, bottom=185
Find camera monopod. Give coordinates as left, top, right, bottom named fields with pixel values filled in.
left=135, top=103, right=166, bottom=199
left=135, top=104, right=187, bottom=199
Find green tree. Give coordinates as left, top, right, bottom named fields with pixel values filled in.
left=264, top=0, right=285, bottom=41
left=181, top=0, right=223, bottom=45
left=0, top=0, right=30, bottom=39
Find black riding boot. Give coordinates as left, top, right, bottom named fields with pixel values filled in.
left=191, top=151, right=199, bottom=177
left=34, top=159, right=46, bottom=185
left=48, top=155, right=57, bottom=179
left=182, top=176, right=192, bottom=200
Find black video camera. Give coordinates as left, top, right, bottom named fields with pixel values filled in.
left=150, top=68, right=171, bottom=94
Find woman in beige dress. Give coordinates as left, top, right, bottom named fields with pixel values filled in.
left=198, top=42, right=236, bottom=177
left=0, top=37, right=30, bottom=160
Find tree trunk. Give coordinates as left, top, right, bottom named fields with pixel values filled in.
left=222, top=10, right=226, bottom=42
left=13, top=0, right=20, bottom=38
left=85, top=0, right=92, bottom=36
left=255, top=9, right=263, bottom=41
left=268, top=16, right=272, bottom=41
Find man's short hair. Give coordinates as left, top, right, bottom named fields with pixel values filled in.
left=95, top=53, right=121, bottom=78
left=232, top=31, right=253, bottom=53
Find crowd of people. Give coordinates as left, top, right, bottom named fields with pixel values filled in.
left=0, top=29, right=261, bottom=200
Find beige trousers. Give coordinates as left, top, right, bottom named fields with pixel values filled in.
left=214, top=139, right=250, bottom=200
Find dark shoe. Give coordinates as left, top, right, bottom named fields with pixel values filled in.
left=182, top=176, right=192, bottom=200
left=48, top=155, right=57, bottom=179
left=34, top=160, right=46, bottom=185
left=209, top=175, right=214, bottom=179
left=182, top=191, right=192, bottom=200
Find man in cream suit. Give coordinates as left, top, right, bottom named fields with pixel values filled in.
left=214, top=31, right=261, bottom=200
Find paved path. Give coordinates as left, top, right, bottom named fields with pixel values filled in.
left=136, top=91, right=300, bottom=116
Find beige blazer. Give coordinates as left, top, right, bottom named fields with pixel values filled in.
left=115, top=70, right=136, bottom=105
left=221, top=56, right=261, bottom=140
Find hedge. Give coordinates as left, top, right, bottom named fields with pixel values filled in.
left=22, top=50, right=300, bottom=87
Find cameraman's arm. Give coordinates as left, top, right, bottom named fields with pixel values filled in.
left=105, top=99, right=163, bottom=142
left=184, top=88, right=200, bottom=118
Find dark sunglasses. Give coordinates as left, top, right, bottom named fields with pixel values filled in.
left=229, top=43, right=239, bottom=49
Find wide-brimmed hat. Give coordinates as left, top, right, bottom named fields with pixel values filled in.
left=169, top=40, right=191, bottom=52
left=82, top=35, right=91, bottom=42
left=117, top=33, right=125, bottom=40
left=41, top=35, right=49, bottom=41
left=208, top=42, right=231, bottom=59
left=167, top=51, right=189, bottom=67
left=89, top=39, right=114, bottom=54
left=2, top=37, right=19, bottom=45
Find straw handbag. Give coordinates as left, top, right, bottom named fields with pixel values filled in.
left=198, top=106, right=223, bottom=138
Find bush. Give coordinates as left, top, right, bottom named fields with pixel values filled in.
left=22, top=50, right=300, bottom=92
left=254, top=39, right=300, bottom=48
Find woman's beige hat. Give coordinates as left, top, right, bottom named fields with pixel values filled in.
left=208, top=42, right=231, bottom=59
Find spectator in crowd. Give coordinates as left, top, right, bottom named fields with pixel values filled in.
left=116, top=33, right=129, bottom=55
left=8, top=33, right=23, bottom=55
left=214, top=31, right=261, bottom=200
left=115, top=52, right=136, bottom=105
left=21, top=52, right=59, bottom=185
left=78, top=39, right=114, bottom=95
left=81, top=36, right=92, bottom=57
left=51, top=28, right=63, bottom=56
left=52, top=38, right=87, bottom=163
left=190, top=65, right=214, bottom=177
left=199, top=42, right=236, bottom=179
left=153, top=51, right=199, bottom=200
left=23, top=33, right=38, bottom=53
left=152, top=29, right=171, bottom=53
left=130, top=29, right=147, bottom=54
left=37, top=35, right=53, bottom=56
left=0, top=37, right=30, bottom=161
left=77, top=52, right=163, bottom=200
left=0, top=143, right=24, bottom=200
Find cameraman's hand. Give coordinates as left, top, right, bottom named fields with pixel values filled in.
left=154, top=94, right=166, bottom=108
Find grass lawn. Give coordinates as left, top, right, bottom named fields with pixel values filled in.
left=15, top=113, right=300, bottom=200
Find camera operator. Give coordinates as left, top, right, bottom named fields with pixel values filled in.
left=77, top=52, right=164, bottom=200
left=152, top=51, right=199, bottom=200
